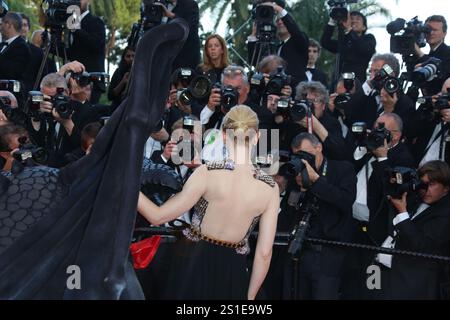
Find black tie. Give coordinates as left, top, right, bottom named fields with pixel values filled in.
left=306, top=68, right=315, bottom=73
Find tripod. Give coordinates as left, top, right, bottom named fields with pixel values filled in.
left=287, top=194, right=319, bottom=299
left=331, top=23, right=347, bottom=88
left=33, top=26, right=70, bottom=91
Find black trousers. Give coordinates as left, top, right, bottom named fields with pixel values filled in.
left=284, top=245, right=344, bottom=300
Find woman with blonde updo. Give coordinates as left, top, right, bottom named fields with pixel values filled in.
left=138, top=105, right=279, bottom=300
left=197, top=34, right=230, bottom=83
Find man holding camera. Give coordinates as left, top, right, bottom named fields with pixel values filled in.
left=408, top=77, right=450, bottom=166
left=34, top=64, right=100, bottom=167
left=0, top=12, right=31, bottom=82
left=414, top=15, right=450, bottom=96
left=373, top=160, right=450, bottom=299
left=282, top=132, right=356, bottom=299
left=294, top=81, right=351, bottom=161
left=247, top=1, right=309, bottom=87
left=321, top=10, right=376, bottom=83
left=65, top=0, right=106, bottom=104
left=201, top=65, right=251, bottom=130
left=346, top=53, right=415, bottom=132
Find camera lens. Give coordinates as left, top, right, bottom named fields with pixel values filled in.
left=190, top=76, right=212, bottom=99
left=384, top=77, right=400, bottom=94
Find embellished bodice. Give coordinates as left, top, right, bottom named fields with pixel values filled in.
left=183, top=159, right=276, bottom=255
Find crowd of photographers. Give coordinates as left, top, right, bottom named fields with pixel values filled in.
left=1, top=0, right=450, bottom=300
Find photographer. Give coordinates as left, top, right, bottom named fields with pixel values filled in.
left=352, top=113, right=415, bottom=230
left=108, top=47, right=134, bottom=113
left=374, top=160, right=450, bottom=299
left=247, top=1, right=309, bottom=87
left=414, top=15, right=450, bottom=96
left=0, top=12, right=31, bottom=82
left=408, top=77, right=450, bottom=166
left=64, top=0, right=106, bottom=104
left=284, top=132, right=356, bottom=299
left=347, top=53, right=415, bottom=131
left=0, top=90, right=18, bottom=126
left=200, top=65, right=251, bottom=130
left=156, top=0, right=201, bottom=71
left=35, top=71, right=100, bottom=167
left=197, top=34, right=229, bottom=84
left=0, top=124, right=29, bottom=171
left=320, top=11, right=376, bottom=83
left=295, top=81, right=351, bottom=161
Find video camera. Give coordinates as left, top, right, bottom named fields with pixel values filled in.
left=0, top=97, right=27, bottom=126
left=43, top=0, right=81, bottom=27
left=0, top=80, right=21, bottom=93
left=251, top=0, right=283, bottom=43
left=411, top=57, right=441, bottom=86
left=12, top=136, right=48, bottom=165
left=142, top=0, right=168, bottom=29
left=0, top=0, right=8, bottom=18
left=28, top=89, right=74, bottom=120
left=371, top=64, right=401, bottom=96
left=327, top=0, right=358, bottom=22
left=352, top=122, right=392, bottom=151
left=385, top=166, right=421, bottom=199
left=387, top=16, right=431, bottom=55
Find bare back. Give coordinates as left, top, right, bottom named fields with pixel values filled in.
left=197, top=164, right=275, bottom=244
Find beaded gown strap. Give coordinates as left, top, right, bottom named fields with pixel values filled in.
left=252, top=167, right=276, bottom=188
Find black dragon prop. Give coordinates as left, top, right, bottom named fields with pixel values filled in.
left=0, top=19, right=188, bottom=299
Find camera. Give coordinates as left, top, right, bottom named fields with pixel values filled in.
left=43, top=0, right=81, bottom=27
left=182, top=115, right=196, bottom=134
left=266, top=66, right=291, bottom=96
left=221, top=85, right=239, bottom=110
left=173, top=68, right=213, bottom=106
left=387, top=16, right=431, bottom=55
left=278, top=151, right=316, bottom=189
left=371, top=64, right=401, bottom=95
left=276, top=99, right=313, bottom=123
left=412, top=57, right=441, bottom=85
left=29, top=90, right=74, bottom=119
left=386, top=167, right=421, bottom=199
left=327, top=0, right=358, bottom=22
left=142, top=0, right=167, bottom=28
left=251, top=0, right=280, bottom=43
left=0, top=97, right=27, bottom=126
left=12, top=137, right=48, bottom=165
left=351, top=122, right=392, bottom=150
left=70, top=72, right=110, bottom=87
left=418, top=89, right=450, bottom=112
left=0, top=80, right=21, bottom=93
left=335, top=72, right=355, bottom=111
left=0, top=0, right=8, bottom=18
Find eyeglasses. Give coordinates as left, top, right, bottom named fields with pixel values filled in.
left=306, top=98, right=323, bottom=104
left=223, top=66, right=245, bottom=76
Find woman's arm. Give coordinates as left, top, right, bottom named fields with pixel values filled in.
left=137, top=165, right=207, bottom=225
left=247, top=185, right=279, bottom=300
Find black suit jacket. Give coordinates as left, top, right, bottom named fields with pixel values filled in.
left=67, top=13, right=106, bottom=72
left=386, top=194, right=450, bottom=299
left=248, top=13, right=309, bottom=86
left=346, top=89, right=416, bottom=131
left=308, top=67, right=328, bottom=89
left=170, top=0, right=201, bottom=70
left=23, top=42, right=56, bottom=92
left=417, top=42, right=450, bottom=95
left=321, top=26, right=376, bottom=82
left=0, top=36, right=31, bottom=81
left=364, top=143, right=416, bottom=244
